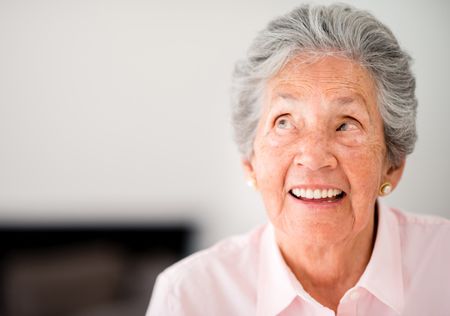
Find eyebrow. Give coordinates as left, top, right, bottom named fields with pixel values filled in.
left=277, top=93, right=366, bottom=107
left=334, top=95, right=370, bottom=112
left=277, top=93, right=297, bottom=101
left=335, top=96, right=355, bottom=105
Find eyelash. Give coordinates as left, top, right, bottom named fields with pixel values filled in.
left=274, top=115, right=361, bottom=133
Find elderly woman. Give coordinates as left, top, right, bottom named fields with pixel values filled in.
left=147, top=4, right=450, bottom=315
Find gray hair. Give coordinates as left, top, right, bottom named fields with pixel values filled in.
left=231, top=3, right=417, bottom=168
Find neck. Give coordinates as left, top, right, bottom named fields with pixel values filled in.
left=276, top=209, right=378, bottom=312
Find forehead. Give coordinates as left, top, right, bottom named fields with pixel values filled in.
left=267, top=54, right=377, bottom=104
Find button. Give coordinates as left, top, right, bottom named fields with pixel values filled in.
left=350, top=291, right=360, bottom=301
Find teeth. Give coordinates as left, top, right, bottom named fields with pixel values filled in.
left=313, top=189, right=321, bottom=199
left=291, top=188, right=343, bottom=199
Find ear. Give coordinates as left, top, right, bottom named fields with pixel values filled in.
left=384, top=159, right=406, bottom=191
left=241, top=158, right=257, bottom=188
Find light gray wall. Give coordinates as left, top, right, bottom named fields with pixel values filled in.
left=0, top=0, right=449, bottom=249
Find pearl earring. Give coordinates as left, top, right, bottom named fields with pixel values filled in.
left=247, top=178, right=256, bottom=188
left=379, top=182, right=392, bottom=196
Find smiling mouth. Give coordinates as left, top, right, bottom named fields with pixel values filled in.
left=289, top=188, right=346, bottom=202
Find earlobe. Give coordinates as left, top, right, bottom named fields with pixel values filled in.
left=379, top=182, right=393, bottom=196
left=384, top=159, right=406, bottom=192
left=242, top=158, right=257, bottom=189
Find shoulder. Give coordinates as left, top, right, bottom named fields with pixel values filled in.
left=388, top=206, right=450, bottom=251
left=389, top=206, right=450, bottom=237
left=391, top=206, right=450, bottom=225
left=388, top=207, right=450, bottom=279
left=162, top=224, right=265, bottom=285
left=385, top=207, right=450, bottom=312
left=146, top=225, right=267, bottom=315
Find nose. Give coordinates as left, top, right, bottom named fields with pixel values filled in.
left=293, top=132, right=337, bottom=171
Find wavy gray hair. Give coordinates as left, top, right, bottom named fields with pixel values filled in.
left=231, top=3, right=417, bottom=168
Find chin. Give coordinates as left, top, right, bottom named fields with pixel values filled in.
left=274, top=213, right=355, bottom=245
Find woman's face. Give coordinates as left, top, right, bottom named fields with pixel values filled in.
left=244, top=54, right=404, bottom=244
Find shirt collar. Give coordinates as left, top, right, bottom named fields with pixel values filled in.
left=256, top=224, right=297, bottom=316
left=256, top=202, right=405, bottom=315
left=256, top=224, right=324, bottom=316
left=357, top=201, right=405, bottom=314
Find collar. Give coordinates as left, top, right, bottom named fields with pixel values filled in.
left=256, top=224, right=326, bottom=316
left=256, top=224, right=297, bottom=316
left=356, top=201, right=405, bottom=314
left=256, top=202, right=405, bottom=315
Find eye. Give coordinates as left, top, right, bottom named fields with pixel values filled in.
left=275, top=115, right=294, bottom=130
left=336, top=121, right=359, bottom=132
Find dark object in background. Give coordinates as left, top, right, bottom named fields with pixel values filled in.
left=0, top=224, right=195, bottom=316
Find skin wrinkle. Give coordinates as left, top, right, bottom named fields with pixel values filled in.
left=268, top=96, right=370, bottom=141
left=232, top=5, right=417, bottom=168
left=243, top=54, right=405, bottom=312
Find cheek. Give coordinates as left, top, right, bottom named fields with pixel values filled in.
left=336, top=144, right=384, bottom=232
left=266, top=130, right=299, bottom=150
left=254, top=131, right=297, bottom=170
left=339, top=140, right=385, bottom=198
left=337, top=133, right=366, bottom=147
left=254, top=140, right=291, bottom=186
left=253, top=136, right=295, bottom=212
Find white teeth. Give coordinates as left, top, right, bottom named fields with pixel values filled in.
left=291, top=188, right=343, bottom=199
left=292, top=188, right=301, bottom=197
left=313, top=189, right=321, bottom=199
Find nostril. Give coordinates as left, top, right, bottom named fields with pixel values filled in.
left=293, top=149, right=338, bottom=171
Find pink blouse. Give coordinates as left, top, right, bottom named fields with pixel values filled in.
left=147, top=203, right=450, bottom=315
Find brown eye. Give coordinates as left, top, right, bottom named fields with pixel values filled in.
left=275, top=116, right=294, bottom=130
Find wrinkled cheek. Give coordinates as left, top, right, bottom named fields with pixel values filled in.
left=346, top=155, right=383, bottom=212
left=256, top=155, right=284, bottom=192
left=267, top=136, right=283, bottom=148
left=254, top=151, right=290, bottom=217
left=253, top=134, right=302, bottom=217
left=266, top=134, right=299, bottom=151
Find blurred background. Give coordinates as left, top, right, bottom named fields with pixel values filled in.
left=0, top=0, right=449, bottom=315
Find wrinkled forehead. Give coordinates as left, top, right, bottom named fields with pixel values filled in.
left=266, top=53, right=378, bottom=104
